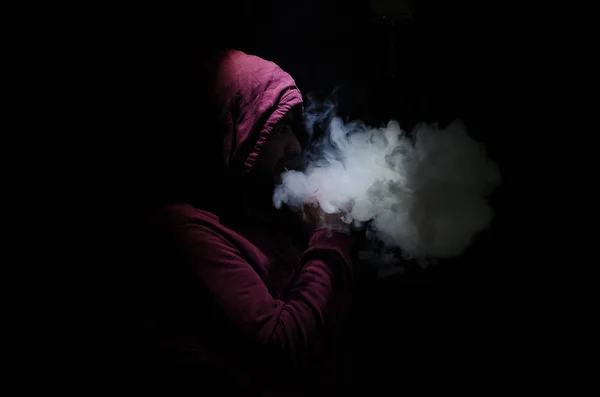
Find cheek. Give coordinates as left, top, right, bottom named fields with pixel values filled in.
left=265, top=142, right=284, bottom=164
left=257, top=146, right=280, bottom=171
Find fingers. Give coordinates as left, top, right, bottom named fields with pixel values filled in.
left=303, top=197, right=319, bottom=209
left=308, top=189, right=319, bottom=205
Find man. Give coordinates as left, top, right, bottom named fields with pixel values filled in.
left=141, top=49, right=353, bottom=395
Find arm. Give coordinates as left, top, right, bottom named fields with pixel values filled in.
left=175, top=221, right=353, bottom=365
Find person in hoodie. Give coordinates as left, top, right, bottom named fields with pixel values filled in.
left=140, top=49, right=354, bottom=395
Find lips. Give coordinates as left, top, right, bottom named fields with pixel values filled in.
left=282, top=156, right=305, bottom=172
left=274, top=159, right=288, bottom=175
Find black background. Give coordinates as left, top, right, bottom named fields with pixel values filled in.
left=62, top=1, right=595, bottom=395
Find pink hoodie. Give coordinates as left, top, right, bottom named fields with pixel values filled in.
left=144, top=50, right=353, bottom=394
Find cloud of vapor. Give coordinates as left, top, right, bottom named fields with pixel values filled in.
left=273, top=104, right=500, bottom=266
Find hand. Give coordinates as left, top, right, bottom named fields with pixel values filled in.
left=301, top=201, right=351, bottom=235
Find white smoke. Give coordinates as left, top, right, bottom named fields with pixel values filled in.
left=273, top=114, right=500, bottom=266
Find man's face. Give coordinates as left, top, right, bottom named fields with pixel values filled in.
left=254, top=110, right=302, bottom=185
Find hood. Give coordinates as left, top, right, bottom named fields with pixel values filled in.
left=142, top=49, right=303, bottom=211
left=208, top=49, right=303, bottom=177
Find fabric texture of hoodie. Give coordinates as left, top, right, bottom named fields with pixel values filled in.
left=142, top=49, right=353, bottom=394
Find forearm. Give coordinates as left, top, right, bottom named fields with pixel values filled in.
left=266, top=229, right=353, bottom=358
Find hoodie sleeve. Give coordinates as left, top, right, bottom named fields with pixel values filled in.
left=175, top=219, right=353, bottom=365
